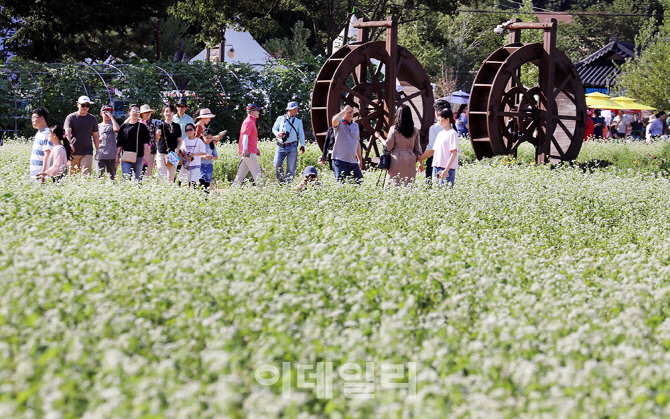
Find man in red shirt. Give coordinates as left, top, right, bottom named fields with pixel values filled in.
left=233, top=104, right=263, bottom=186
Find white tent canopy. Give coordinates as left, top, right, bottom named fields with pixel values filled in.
left=190, top=28, right=271, bottom=66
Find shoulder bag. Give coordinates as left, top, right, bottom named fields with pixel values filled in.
left=377, top=130, right=392, bottom=170
left=121, top=124, right=139, bottom=163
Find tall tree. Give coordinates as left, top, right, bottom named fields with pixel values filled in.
left=0, top=0, right=173, bottom=62
left=171, top=0, right=472, bottom=57
left=616, top=1, right=670, bottom=110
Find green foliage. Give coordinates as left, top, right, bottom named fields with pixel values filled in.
left=557, top=0, right=655, bottom=63
left=398, top=8, right=507, bottom=89
left=263, top=21, right=314, bottom=62
left=4, top=139, right=670, bottom=416
left=0, top=62, right=319, bottom=141
left=0, top=0, right=172, bottom=62
left=617, top=3, right=670, bottom=110
left=159, top=17, right=205, bottom=63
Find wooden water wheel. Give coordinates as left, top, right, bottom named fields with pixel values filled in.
left=468, top=19, right=588, bottom=164
left=310, top=17, right=434, bottom=167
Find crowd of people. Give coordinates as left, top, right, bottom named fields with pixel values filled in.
left=29, top=94, right=462, bottom=189
left=586, top=109, right=666, bottom=142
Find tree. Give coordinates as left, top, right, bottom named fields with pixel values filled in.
left=398, top=7, right=507, bottom=90
left=170, top=0, right=472, bottom=58
left=616, top=1, right=670, bottom=110
left=0, top=0, right=173, bottom=62
left=556, top=0, right=656, bottom=63
left=263, top=21, right=314, bottom=62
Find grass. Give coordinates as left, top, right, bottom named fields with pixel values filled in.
left=2, top=137, right=670, bottom=418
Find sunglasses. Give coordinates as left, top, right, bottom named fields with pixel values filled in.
left=80, top=103, right=90, bottom=108
left=306, top=174, right=317, bottom=179
left=185, top=128, right=195, bottom=132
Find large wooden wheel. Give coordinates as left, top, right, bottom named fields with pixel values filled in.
left=310, top=41, right=434, bottom=167
left=468, top=42, right=587, bottom=162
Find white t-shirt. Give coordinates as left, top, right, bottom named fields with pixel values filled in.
left=426, top=123, right=443, bottom=150
left=180, top=137, right=206, bottom=169
left=432, top=128, right=459, bottom=169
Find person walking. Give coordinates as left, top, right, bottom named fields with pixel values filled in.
left=64, top=95, right=100, bottom=176
left=232, top=104, right=264, bottom=186
left=456, top=104, right=468, bottom=138
left=97, top=105, right=120, bottom=180
left=194, top=108, right=226, bottom=140
left=156, top=104, right=182, bottom=182
left=646, top=114, right=657, bottom=142
left=374, top=104, right=422, bottom=186
left=432, top=107, right=459, bottom=187
left=272, top=101, right=306, bottom=184
left=137, top=104, right=161, bottom=178
left=331, top=105, right=363, bottom=183
left=417, top=99, right=450, bottom=178
left=177, top=123, right=207, bottom=187
left=29, top=107, right=53, bottom=183
left=199, top=128, right=219, bottom=192
left=38, top=125, right=72, bottom=183
left=173, top=97, right=194, bottom=142
left=116, top=104, right=151, bottom=181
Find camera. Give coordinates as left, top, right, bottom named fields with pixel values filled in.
left=281, top=131, right=290, bottom=138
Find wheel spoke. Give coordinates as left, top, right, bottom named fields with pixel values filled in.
left=512, top=119, right=538, bottom=150
left=498, top=111, right=534, bottom=118
left=555, top=115, right=578, bottom=121
left=341, top=84, right=374, bottom=107
left=509, top=72, right=539, bottom=112
left=396, top=89, right=425, bottom=106
left=552, top=72, right=573, bottom=102
left=367, top=61, right=384, bottom=100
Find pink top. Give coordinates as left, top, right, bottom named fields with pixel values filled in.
left=44, top=145, right=68, bottom=176
left=238, top=114, right=259, bottom=155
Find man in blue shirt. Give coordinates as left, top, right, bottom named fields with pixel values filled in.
left=272, top=101, right=306, bottom=184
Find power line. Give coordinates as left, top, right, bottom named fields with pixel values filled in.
left=458, top=9, right=659, bottom=18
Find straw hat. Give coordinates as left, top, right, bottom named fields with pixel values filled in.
left=196, top=108, right=216, bottom=119
left=139, top=104, right=155, bottom=114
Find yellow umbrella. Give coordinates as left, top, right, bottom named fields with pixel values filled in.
left=586, top=92, right=611, bottom=98
left=586, top=97, right=626, bottom=110
left=610, top=96, right=656, bottom=110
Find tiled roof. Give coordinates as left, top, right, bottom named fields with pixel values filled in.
left=577, top=64, right=620, bottom=88
left=575, top=40, right=639, bottom=66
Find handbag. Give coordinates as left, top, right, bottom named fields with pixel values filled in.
left=121, top=123, right=140, bottom=163
left=377, top=145, right=391, bottom=170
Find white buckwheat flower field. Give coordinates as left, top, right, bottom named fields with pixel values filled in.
left=2, top=138, right=670, bottom=418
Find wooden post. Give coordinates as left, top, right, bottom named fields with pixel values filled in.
left=508, top=18, right=522, bottom=44
left=384, top=16, right=398, bottom=133
left=537, top=19, right=557, bottom=164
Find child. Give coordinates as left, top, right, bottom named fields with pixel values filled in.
left=177, top=123, right=207, bottom=187
left=294, top=166, right=321, bottom=191
left=432, top=107, right=459, bottom=187
left=199, top=128, right=219, bottom=192
left=38, top=125, right=72, bottom=183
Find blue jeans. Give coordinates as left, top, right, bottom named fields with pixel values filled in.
left=121, top=159, right=144, bottom=181
left=200, top=164, right=213, bottom=183
left=274, top=142, right=298, bottom=183
left=332, top=159, right=363, bottom=183
left=432, top=166, right=456, bottom=187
